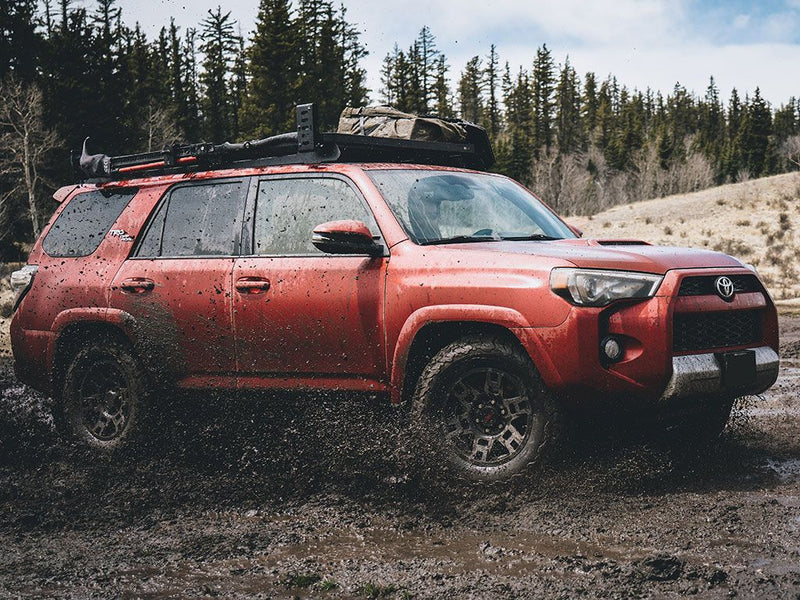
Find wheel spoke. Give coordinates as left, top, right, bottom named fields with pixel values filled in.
left=483, top=369, right=504, bottom=397
left=470, top=436, right=493, bottom=463
left=498, top=423, right=525, bottom=455
left=502, top=395, right=531, bottom=418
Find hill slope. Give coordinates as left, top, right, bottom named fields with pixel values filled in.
left=569, top=172, right=800, bottom=300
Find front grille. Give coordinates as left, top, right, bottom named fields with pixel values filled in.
left=678, top=274, right=761, bottom=297
left=673, top=310, right=761, bottom=352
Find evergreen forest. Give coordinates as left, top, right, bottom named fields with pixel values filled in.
left=2, top=0, right=800, bottom=259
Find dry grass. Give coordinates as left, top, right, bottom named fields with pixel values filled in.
left=569, top=172, right=800, bottom=300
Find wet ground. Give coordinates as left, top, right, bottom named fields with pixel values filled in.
left=1, top=319, right=799, bottom=599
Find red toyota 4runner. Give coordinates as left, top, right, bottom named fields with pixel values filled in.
left=9, top=106, right=779, bottom=481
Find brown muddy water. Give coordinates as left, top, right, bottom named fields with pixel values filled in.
left=1, top=318, right=799, bottom=599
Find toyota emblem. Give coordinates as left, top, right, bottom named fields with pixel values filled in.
left=715, top=276, right=735, bottom=301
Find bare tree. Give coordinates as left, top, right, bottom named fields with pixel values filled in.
left=0, top=76, right=61, bottom=239
left=144, top=102, right=179, bottom=152
left=782, top=135, right=800, bottom=169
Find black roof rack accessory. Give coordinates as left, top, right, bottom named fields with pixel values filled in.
left=73, top=103, right=494, bottom=181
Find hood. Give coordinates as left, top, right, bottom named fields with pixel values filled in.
left=438, top=238, right=744, bottom=274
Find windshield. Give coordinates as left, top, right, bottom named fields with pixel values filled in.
left=367, top=169, right=575, bottom=245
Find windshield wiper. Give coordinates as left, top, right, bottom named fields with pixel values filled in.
left=418, top=235, right=499, bottom=246
left=499, top=234, right=562, bottom=241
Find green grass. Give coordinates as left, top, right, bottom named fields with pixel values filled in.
left=284, top=573, right=322, bottom=588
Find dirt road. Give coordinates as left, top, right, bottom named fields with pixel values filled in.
left=1, top=319, right=799, bottom=599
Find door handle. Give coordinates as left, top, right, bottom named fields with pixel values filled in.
left=235, top=277, right=271, bottom=294
left=120, top=277, right=155, bottom=294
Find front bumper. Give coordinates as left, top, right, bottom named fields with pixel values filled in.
left=659, top=345, right=779, bottom=403
left=518, top=267, right=779, bottom=407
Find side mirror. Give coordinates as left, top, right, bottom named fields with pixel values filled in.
left=567, top=223, right=583, bottom=238
left=312, top=220, right=384, bottom=256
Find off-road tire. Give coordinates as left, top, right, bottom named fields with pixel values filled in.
left=411, top=336, right=559, bottom=483
left=55, top=338, right=151, bottom=454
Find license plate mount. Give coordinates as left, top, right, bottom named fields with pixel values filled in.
left=716, top=350, right=757, bottom=390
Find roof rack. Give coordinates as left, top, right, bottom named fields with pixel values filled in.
left=73, top=103, right=494, bottom=182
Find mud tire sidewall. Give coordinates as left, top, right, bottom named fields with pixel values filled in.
left=411, top=337, right=558, bottom=483
left=56, top=339, right=150, bottom=454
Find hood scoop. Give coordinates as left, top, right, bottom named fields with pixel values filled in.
left=590, top=239, right=651, bottom=246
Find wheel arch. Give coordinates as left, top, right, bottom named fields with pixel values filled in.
left=390, top=305, right=538, bottom=405
left=51, top=314, right=138, bottom=395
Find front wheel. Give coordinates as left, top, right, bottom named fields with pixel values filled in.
left=411, top=337, right=559, bottom=483
left=55, top=338, right=151, bottom=454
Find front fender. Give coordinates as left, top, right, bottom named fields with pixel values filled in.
left=389, top=304, right=534, bottom=404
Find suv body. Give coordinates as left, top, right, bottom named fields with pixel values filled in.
left=10, top=160, right=779, bottom=480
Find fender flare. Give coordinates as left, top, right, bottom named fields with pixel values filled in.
left=389, top=304, right=557, bottom=404
left=50, top=308, right=138, bottom=368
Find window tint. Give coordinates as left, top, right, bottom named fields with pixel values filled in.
left=138, top=181, right=245, bottom=257
left=254, top=178, right=375, bottom=255
left=43, top=188, right=137, bottom=257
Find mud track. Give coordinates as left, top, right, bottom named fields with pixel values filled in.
left=1, top=318, right=799, bottom=599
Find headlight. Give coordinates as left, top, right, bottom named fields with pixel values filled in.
left=550, top=268, right=662, bottom=307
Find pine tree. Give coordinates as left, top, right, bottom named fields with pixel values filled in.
left=415, top=26, right=438, bottom=113
left=199, top=7, right=240, bottom=142
left=739, top=88, right=773, bottom=177
left=695, top=76, right=724, bottom=179
left=555, top=57, right=581, bottom=154
left=338, top=5, right=368, bottom=108
left=531, top=44, right=555, bottom=153
left=238, top=0, right=296, bottom=138
left=380, top=46, right=398, bottom=105
left=230, top=34, right=247, bottom=140
left=503, top=65, right=533, bottom=183
left=582, top=72, right=598, bottom=135
left=40, top=3, right=102, bottom=150
left=168, top=20, right=190, bottom=140
left=1, top=0, right=39, bottom=81
left=484, top=44, right=501, bottom=139
left=182, top=27, right=201, bottom=141
left=433, top=54, right=453, bottom=118
left=458, top=56, right=483, bottom=124
left=773, top=98, right=799, bottom=142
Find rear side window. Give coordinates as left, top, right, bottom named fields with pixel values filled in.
left=42, top=188, right=137, bottom=257
left=137, top=180, right=246, bottom=257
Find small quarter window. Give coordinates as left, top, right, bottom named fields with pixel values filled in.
left=43, top=188, right=137, bottom=257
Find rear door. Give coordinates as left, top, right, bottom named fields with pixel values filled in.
left=233, top=174, right=387, bottom=390
left=110, top=177, right=248, bottom=387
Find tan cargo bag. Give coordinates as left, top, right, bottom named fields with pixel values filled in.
left=337, top=106, right=468, bottom=143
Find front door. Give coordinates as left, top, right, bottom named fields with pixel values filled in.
left=233, top=175, right=387, bottom=391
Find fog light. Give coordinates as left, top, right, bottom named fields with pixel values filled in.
left=601, top=336, right=624, bottom=362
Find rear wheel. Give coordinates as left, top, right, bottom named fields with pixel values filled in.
left=411, top=337, right=558, bottom=482
left=56, top=338, right=151, bottom=453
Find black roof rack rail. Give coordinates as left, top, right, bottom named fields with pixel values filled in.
left=72, top=103, right=494, bottom=182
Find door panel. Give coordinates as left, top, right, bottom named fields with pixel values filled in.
left=110, top=258, right=235, bottom=385
left=233, top=175, right=388, bottom=388
left=233, top=256, right=385, bottom=382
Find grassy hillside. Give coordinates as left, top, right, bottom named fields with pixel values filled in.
left=569, top=172, right=800, bottom=300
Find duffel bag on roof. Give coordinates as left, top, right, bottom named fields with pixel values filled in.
left=337, top=106, right=468, bottom=143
